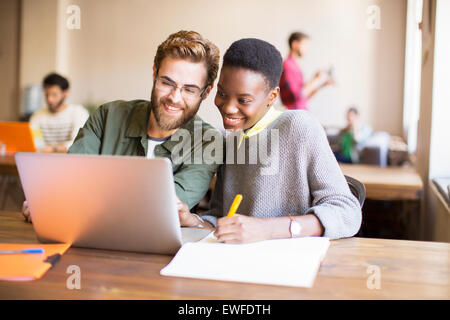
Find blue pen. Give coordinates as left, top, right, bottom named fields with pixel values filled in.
left=0, top=248, right=45, bottom=254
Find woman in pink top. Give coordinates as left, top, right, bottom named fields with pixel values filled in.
left=279, top=32, right=334, bottom=110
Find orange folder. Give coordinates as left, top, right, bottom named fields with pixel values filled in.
left=0, top=122, right=37, bottom=153
left=0, top=243, right=70, bottom=281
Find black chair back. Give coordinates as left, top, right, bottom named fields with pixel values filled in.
left=345, top=175, right=366, bottom=207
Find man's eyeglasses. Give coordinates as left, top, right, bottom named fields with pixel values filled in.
left=154, top=76, right=208, bottom=101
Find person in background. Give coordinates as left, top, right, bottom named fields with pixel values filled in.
left=334, top=107, right=372, bottom=164
left=29, top=73, right=89, bottom=153
left=279, top=32, right=334, bottom=110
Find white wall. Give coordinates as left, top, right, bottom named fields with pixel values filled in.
left=416, top=0, right=450, bottom=183
left=429, top=0, right=450, bottom=179
left=0, top=0, right=20, bottom=120
left=19, top=0, right=407, bottom=134
left=19, top=0, right=60, bottom=115
left=416, top=0, right=450, bottom=241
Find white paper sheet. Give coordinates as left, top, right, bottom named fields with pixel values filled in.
left=160, top=234, right=330, bottom=288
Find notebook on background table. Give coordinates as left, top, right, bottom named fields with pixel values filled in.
left=0, top=122, right=37, bottom=153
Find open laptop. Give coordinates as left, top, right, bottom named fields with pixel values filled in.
left=0, top=122, right=37, bottom=153
left=15, top=153, right=211, bottom=254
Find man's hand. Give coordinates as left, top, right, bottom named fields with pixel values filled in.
left=54, top=144, right=67, bottom=153
left=313, top=70, right=324, bottom=80
left=22, top=200, right=32, bottom=223
left=214, top=214, right=270, bottom=244
left=41, top=145, right=54, bottom=153
left=322, top=77, right=336, bottom=87
left=40, top=144, right=67, bottom=153
left=176, top=197, right=203, bottom=227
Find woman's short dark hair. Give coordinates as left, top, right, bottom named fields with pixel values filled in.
left=222, top=38, right=283, bottom=90
left=42, top=73, right=70, bottom=91
left=288, top=32, right=309, bottom=49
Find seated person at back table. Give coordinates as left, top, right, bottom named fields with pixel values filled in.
left=334, top=107, right=372, bottom=164
left=178, top=38, right=362, bottom=242
left=23, top=30, right=222, bottom=223
left=29, top=73, right=89, bottom=153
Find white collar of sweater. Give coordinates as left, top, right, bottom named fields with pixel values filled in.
left=237, top=106, right=284, bottom=148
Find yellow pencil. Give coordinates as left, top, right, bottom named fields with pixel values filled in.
left=227, top=194, right=243, bottom=218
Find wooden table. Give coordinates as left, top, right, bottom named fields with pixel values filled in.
left=340, top=164, right=423, bottom=201
left=0, top=211, right=448, bottom=299
left=0, top=154, right=18, bottom=176
left=0, top=158, right=425, bottom=201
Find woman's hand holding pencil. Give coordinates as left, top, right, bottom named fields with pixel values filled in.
left=214, top=194, right=271, bottom=244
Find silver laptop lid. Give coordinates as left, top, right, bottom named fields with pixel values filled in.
left=16, top=152, right=183, bottom=254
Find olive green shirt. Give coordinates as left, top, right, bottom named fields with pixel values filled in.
left=68, top=99, right=222, bottom=209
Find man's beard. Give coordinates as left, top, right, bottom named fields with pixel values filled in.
left=48, top=96, right=65, bottom=113
left=149, top=88, right=201, bottom=131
